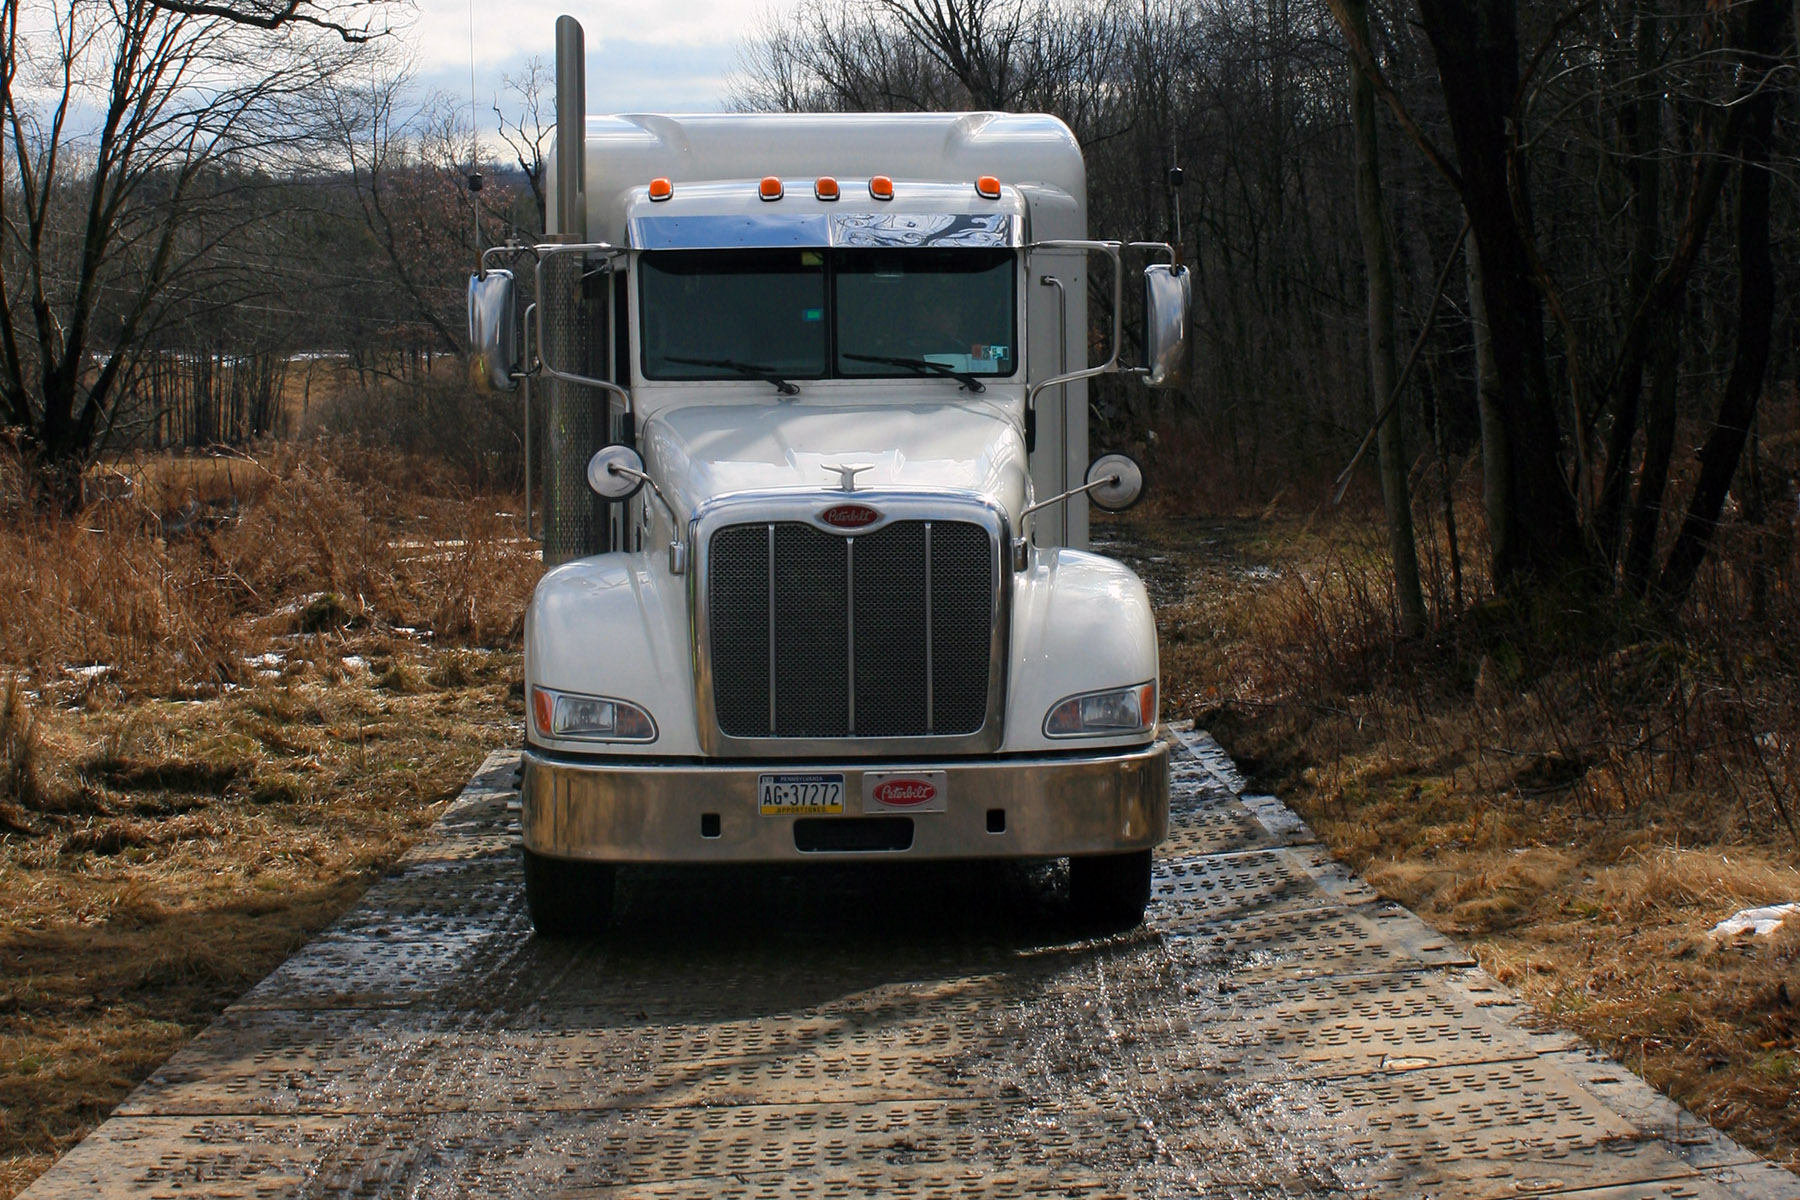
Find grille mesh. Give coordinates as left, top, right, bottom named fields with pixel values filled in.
left=708, top=519, right=993, bottom=740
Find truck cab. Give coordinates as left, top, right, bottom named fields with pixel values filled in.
left=468, top=18, right=1190, bottom=934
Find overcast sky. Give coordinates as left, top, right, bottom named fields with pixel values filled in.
left=404, top=0, right=796, bottom=125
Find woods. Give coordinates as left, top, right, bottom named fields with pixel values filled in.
left=0, top=0, right=534, bottom=503
left=740, top=0, right=1799, bottom=619
left=2, top=0, right=1796, bottom=621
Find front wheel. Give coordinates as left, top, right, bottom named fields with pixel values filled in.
left=1068, top=849, right=1153, bottom=929
left=522, top=848, right=616, bottom=937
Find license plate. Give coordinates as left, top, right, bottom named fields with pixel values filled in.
left=759, top=773, right=844, bottom=815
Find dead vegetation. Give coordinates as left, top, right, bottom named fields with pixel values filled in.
left=1130, top=476, right=1800, bottom=1174
left=0, top=442, right=534, bottom=1198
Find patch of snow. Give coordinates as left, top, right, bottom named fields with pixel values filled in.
left=265, top=592, right=330, bottom=619
left=1237, top=565, right=1281, bottom=582
left=244, top=652, right=285, bottom=668
left=1711, top=903, right=1800, bottom=939
left=64, top=664, right=113, bottom=679
left=341, top=656, right=369, bottom=670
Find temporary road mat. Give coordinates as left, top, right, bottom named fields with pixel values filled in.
left=20, top=726, right=1800, bottom=1198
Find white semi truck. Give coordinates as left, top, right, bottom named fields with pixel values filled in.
left=468, top=16, right=1191, bottom=935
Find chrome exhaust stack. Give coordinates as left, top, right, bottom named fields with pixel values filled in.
left=541, top=14, right=608, bottom=565
left=553, top=15, right=586, bottom=243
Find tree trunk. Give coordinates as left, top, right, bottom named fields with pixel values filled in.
left=1343, top=0, right=1426, bottom=636
left=1417, top=0, right=1590, bottom=592
left=1623, top=303, right=1682, bottom=596
left=1594, top=2, right=1663, bottom=563
left=1656, top=0, right=1785, bottom=607
left=1466, top=236, right=1509, bottom=585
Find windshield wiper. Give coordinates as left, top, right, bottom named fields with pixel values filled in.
left=841, top=352, right=986, bottom=393
left=664, top=355, right=799, bottom=395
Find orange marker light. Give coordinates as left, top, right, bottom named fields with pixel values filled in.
left=869, top=175, right=894, bottom=201
left=759, top=176, right=784, bottom=201
left=814, top=176, right=840, bottom=201
left=975, top=175, right=1002, bottom=199
left=648, top=177, right=672, bottom=201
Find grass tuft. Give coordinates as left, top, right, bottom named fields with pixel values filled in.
left=1, top=682, right=48, bottom=818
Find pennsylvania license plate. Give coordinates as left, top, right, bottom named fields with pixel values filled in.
left=758, top=773, right=844, bottom=815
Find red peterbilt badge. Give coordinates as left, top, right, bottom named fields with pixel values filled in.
left=872, top=779, right=936, bottom=806
left=820, top=504, right=881, bottom=529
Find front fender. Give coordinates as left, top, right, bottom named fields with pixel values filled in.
left=523, top=553, right=700, bottom=755
left=1004, top=549, right=1160, bottom=753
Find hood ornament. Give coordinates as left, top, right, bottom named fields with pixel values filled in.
left=826, top=463, right=873, bottom=493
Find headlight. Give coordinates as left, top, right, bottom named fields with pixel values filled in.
left=1044, top=682, right=1156, bottom=738
left=531, top=686, right=657, bottom=742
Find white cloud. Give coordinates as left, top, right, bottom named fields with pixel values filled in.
left=409, top=0, right=794, bottom=115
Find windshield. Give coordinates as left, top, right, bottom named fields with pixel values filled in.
left=835, top=248, right=1015, bottom=378
left=638, top=247, right=1016, bottom=384
left=640, top=250, right=827, bottom=381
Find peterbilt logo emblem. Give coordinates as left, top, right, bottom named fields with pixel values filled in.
left=872, top=779, right=936, bottom=806
left=821, top=504, right=882, bottom=529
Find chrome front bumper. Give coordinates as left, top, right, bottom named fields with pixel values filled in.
left=520, top=740, right=1169, bottom=862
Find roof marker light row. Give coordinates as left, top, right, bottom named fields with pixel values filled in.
left=644, top=176, right=1002, bottom=203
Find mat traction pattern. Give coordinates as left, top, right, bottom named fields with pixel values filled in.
left=22, top=725, right=1800, bottom=1199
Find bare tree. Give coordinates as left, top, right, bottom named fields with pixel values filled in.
left=0, top=0, right=360, bottom=507
left=495, top=56, right=552, bottom=236
left=1338, top=0, right=1426, bottom=636
left=148, top=0, right=399, bottom=41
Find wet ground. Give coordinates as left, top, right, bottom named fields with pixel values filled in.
left=20, top=731, right=1800, bottom=1199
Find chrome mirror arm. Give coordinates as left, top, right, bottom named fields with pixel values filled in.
left=1023, top=240, right=1126, bottom=434
left=532, top=243, right=632, bottom=418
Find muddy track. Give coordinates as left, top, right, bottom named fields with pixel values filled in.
left=19, top=731, right=1799, bottom=1199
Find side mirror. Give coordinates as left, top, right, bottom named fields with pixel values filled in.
left=467, top=270, right=519, bottom=392
left=587, top=445, right=647, bottom=500
left=1085, top=453, right=1145, bottom=512
left=1141, top=263, right=1190, bottom=389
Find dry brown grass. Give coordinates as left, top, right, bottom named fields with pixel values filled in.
left=1126, top=503, right=1800, bottom=1175
left=0, top=443, right=536, bottom=1198
left=0, top=441, right=535, bottom=702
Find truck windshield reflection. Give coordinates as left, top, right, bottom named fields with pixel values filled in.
left=639, top=247, right=1016, bottom=386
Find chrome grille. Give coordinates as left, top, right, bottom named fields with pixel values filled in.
left=708, top=519, right=994, bottom=739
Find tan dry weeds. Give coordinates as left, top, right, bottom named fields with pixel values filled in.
left=0, top=445, right=536, bottom=1199
left=1130, top=508, right=1800, bottom=1175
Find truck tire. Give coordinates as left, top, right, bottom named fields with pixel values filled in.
left=522, top=848, right=615, bottom=937
left=1069, top=849, right=1153, bottom=928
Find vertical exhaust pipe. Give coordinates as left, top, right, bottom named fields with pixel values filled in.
left=542, top=14, right=600, bottom=564
left=554, top=15, right=586, bottom=241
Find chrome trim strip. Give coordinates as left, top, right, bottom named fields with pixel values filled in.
left=627, top=212, right=1021, bottom=251
left=845, top=535, right=856, bottom=736
left=689, top=489, right=1010, bottom=758
left=923, top=522, right=933, bottom=732
left=520, top=739, right=1169, bottom=863
left=765, top=523, right=776, bottom=734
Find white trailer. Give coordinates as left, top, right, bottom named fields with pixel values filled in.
left=468, top=16, right=1192, bottom=934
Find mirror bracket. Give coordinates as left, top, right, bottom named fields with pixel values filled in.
left=586, top=446, right=687, bottom=574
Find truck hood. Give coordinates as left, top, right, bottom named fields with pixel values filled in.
left=642, top=401, right=1031, bottom=523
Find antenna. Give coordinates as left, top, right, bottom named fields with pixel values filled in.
left=1166, top=165, right=1184, bottom=256
left=467, top=0, right=482, bottom=259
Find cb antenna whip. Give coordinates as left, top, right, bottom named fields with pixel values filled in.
left=467, top=0, right=483, bottom=260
